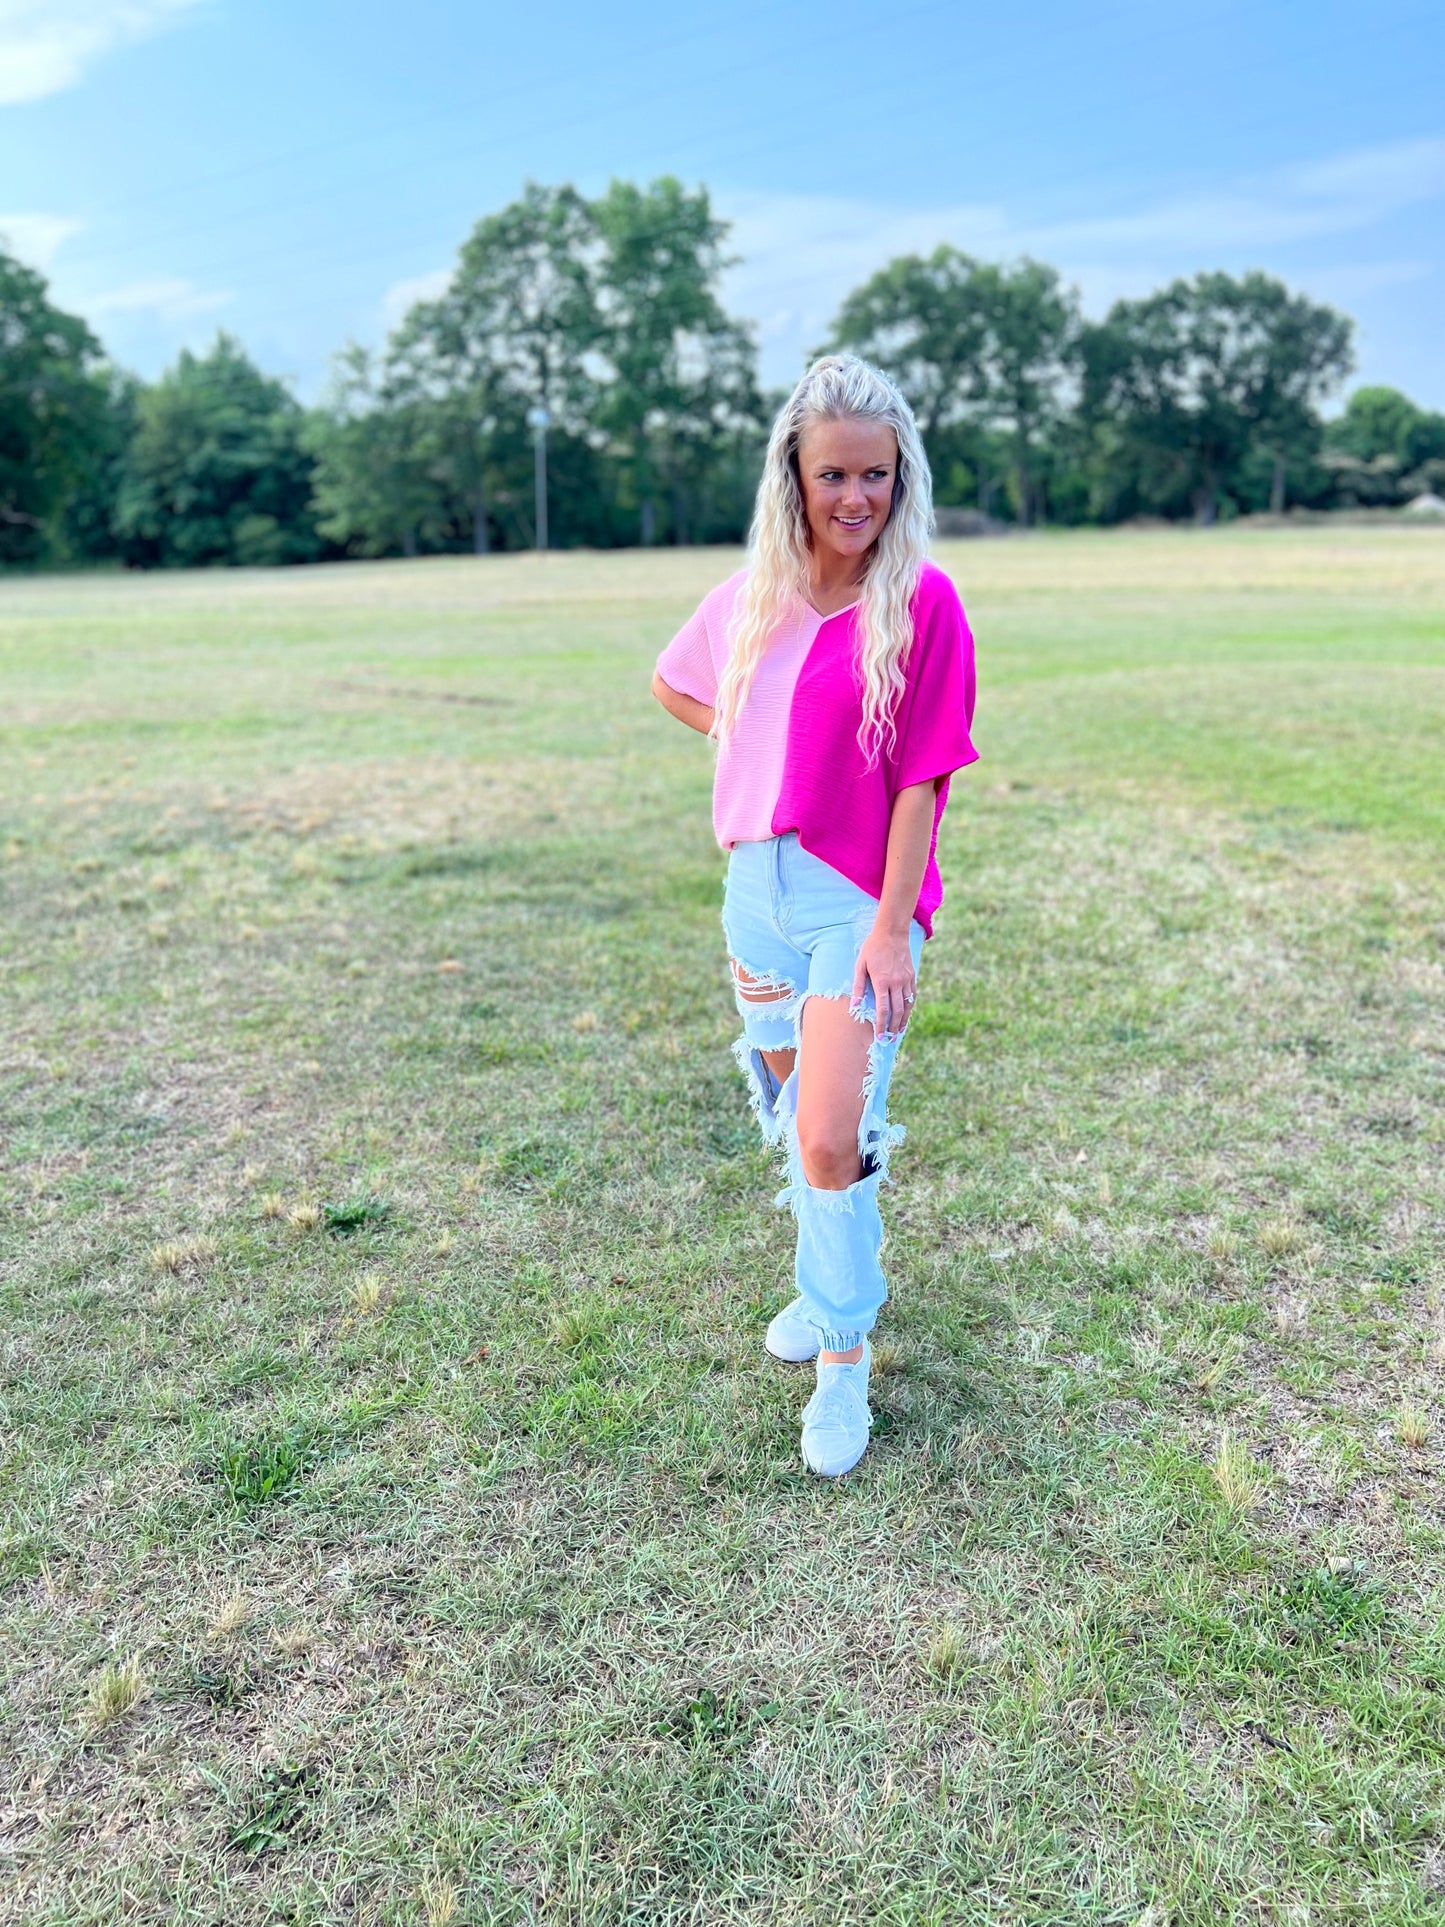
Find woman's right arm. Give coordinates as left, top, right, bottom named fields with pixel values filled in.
left=652, top=671, right=715, bottom=737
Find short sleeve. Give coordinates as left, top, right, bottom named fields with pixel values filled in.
left=656, top=601, right=721, bottom=706
left=893, top=571, right=978, bottom=792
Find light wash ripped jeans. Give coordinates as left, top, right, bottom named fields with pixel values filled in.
left=722, top=832, right=924, bottom=1353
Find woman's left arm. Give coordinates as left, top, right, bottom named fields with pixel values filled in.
left=850, top=779, right=938, bottom=1039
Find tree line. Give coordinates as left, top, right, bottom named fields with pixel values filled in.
left=4, top=177, right=1444, bottom=570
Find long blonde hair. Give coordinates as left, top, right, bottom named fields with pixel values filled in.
left=714, top=353, right=933, bottom=765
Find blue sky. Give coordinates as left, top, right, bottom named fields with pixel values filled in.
left=2, top=0, right=1442, bottom=406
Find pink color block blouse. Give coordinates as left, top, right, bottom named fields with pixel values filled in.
left=656, top=559, right=978, bottom=938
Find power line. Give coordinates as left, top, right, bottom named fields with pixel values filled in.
left=31, top=0, right=1439, bottom=386
left=150, top=5, right=1434, bottom=357
left=50, top=0, right=1253, bottom=282
left=53, top=0, right=801, bottom=237
left=49, top=0, right=972, bottom=277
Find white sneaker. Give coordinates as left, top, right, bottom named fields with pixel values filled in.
left=800, top=1342, right=873, bottom=1478
left=765, top=1297, right=821, bottom=1363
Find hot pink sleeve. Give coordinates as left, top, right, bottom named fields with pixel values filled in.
left=656, top=599, right=721, bottom=706
left=894, top=572, right=979, bottom=791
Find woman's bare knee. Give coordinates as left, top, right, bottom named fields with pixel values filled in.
left=796, top=1124, right=863, bottom=1191
left=794, top=994, right=870, bottom=1189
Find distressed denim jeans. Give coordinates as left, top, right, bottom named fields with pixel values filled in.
left=721, top=832, right=924, bottom=1351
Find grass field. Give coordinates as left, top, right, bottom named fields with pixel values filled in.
left=2, top=525, right=1444, bottom=1925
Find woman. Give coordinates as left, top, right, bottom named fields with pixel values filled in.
left=652, top=354, right=978, bottom=1477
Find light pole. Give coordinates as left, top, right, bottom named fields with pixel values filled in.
left=527, top=405, right=550, bottom=551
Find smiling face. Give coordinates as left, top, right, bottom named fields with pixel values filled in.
left=796, top=415, right=899, bottom=572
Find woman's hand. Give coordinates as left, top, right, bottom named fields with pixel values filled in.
left=851, top=922, right=916, bottom=1040
left=859, top=778, right=935, bottom=1037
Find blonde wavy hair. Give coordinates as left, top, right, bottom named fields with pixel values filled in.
left=714, top=353, right=933, bottom=766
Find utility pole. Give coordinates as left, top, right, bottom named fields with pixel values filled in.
left=528, top=405, right=551, bottom=551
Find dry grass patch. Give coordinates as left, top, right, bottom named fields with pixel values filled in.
left=351, top=1272, right=386, bottom=1317
left=80, top=1654, right=146, bottom=1731
left=1258, top=1217, right=1306, bottom=1261
left=1195, top=1334, right=1244, bottom=1396
left=208, top=1590, right=252, bottom=1638
left=1398, top=1402, right=1432, bottom=1450
left=148, top=1234, right=217, bottom=1275
left=870, top=1339, right=905, bottom=1377
left=925, top=1625, right=969, bottom=1680
left=420, top=1875, right=461, bottom=1927
left=1210, top=1430, right=1266, bottom=1514
left=1273, top=1294, right=1311, bottom=1339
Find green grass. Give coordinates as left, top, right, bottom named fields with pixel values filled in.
left=1, top=525, right=1443, bottom=1924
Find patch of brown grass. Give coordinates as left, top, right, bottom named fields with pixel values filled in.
left=1210, top=1430, right=1265, bottom=1514
left=208, top=1591, right=252, bottom=1639
left=80, top=1654, right=146, bottom=1731
left=1258, top=1218, right=1305, bottom=1261
left=1398, top=1402, right=1432, bottom=1450
left=148, top=1234, right=217, bottom=1275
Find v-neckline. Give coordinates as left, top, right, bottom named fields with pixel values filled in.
left=801, top=594, right=860, bottom=624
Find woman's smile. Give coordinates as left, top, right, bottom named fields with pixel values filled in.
left=796, top=416, right=899, bottom=581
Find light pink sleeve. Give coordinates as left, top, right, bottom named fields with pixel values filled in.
left=655, top=573, right=745, bottom=706
left=655, top=604, right=718, bottom=705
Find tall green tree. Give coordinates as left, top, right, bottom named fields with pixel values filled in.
left=448, top=186, right=599, bottom=415
left=55, top=367, right=141, bottom=562
left=973, top=259, right=1082, bottom=524
left=827, top=246, right=990, bottom=443
left=402, top=183, right=602, bottom=550
left=592, top=176, right=759, bottom=544
left=828, top=248, right=1079, bottom=523
left=386, top=290, right=521, bottom=557
left=305, top=344, right=453, bottom=558
left=0, top=249, right=113, bottom=563
left=1325, top=385, right=1424, bottom=463
left=116, top=334, right=322, bottom=566
left=1320, top=385, right=1445, bottom=505
left=377, top=177, right=760, bottom=552
left=1084, top=271, right=1353, bottom=522
left=593, top=178, right=762, bottom=547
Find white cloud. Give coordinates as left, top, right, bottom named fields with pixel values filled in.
left=88, top=274, right=231, bottom=320
left=0, top=0, right=203, bottom=105
left=380, top=267, right=453, bottom=334
left=718, top=136, right=1445, bottom=383
left=0, top=210, right=83, bottom=267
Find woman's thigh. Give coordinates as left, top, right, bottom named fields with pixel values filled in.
left=793, top=916, right=925, bottom=1184
left=721, top=847, right=810, bottom=1066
